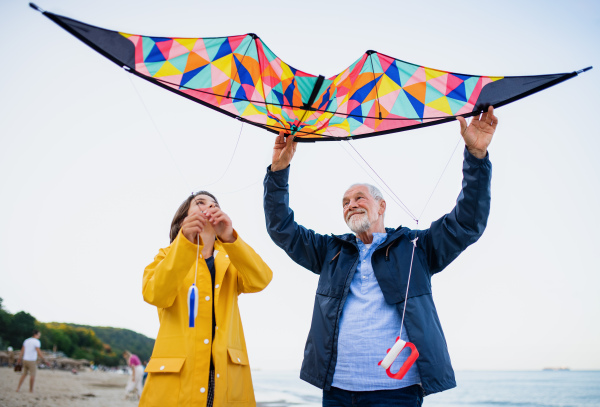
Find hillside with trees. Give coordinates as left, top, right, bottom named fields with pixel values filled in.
left=0, top=298, right=153, bottom=366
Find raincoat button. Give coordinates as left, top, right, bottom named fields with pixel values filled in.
left=205, top=296, right=210, bottom=301
left=200, top=387, right=206, bottom=393
left=225, top=255, right=229, bottom=258
left=216, top=373, right=220, bottom=378
left=204, top=339, right=209, bottom=344
left=160, top=366, right=165, bottom=370
left=237, top=358, right=241, bottom=362
left=215, top=284, right=219, bottom=288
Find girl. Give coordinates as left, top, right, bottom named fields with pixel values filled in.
left=123, top=351, right=144, bottom=399
left=140, top=191, right=272, bottom=407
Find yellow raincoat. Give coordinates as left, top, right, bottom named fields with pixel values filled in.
left=140, top=229, right=273, bottom=407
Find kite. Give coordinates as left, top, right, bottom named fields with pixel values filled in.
left=31, top=3, right=591, bottom=142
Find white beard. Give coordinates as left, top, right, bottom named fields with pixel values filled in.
left=346, top=211, right=371, bottom=234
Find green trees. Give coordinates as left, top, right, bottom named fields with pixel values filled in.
left=69, top=325, right=154, bottom=363
left=0, top=298, right=154, bottom=366
left=0, top=298, right=36, bottom=349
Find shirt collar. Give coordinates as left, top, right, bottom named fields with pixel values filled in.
left=357, top=232, right=387, bottom=248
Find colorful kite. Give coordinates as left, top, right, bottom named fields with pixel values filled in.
left=31, top=3, right=591, bottom=142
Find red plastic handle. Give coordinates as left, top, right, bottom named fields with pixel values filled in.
left=382, top=339, right=419, bottom=380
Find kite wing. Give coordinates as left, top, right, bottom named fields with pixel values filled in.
left=31, top=3, right=591, bottom=142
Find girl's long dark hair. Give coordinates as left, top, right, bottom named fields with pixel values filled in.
left=169, top=191, right=219, bottom=243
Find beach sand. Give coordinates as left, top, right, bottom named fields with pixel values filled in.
left=1, top=367, right=135, bottom=407
left=0, top=367, right=312, bottom=407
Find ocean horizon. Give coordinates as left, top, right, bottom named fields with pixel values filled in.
left=252, top=370, right=600, bottom=407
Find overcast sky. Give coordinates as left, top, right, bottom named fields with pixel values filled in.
left=1, top=0, right=598, bottom=372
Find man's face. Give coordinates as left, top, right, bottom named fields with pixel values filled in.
left=342, top=185, right=383, bottom=234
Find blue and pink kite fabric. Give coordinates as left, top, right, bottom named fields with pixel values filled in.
left=32, top=3, right=591, bottom=142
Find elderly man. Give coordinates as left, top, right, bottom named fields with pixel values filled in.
left=263, top=107, right=497, bottom=406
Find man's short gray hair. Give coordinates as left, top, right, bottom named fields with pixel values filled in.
left=348, top=183, right=384, bottom=202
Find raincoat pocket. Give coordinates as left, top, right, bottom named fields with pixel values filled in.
left=227, top=348, right=249, bottom=403
left=142, top=357, right=185, bottom=407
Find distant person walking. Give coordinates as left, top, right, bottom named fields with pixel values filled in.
left=123, top=350, right=144, bottom=399
left=16, top=330, right=49, bottom=393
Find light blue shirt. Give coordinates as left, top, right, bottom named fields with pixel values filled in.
left=331, top=233, right=421, bottom=390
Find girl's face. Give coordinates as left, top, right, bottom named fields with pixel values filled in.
left=188, top=194, right=219, bottom=216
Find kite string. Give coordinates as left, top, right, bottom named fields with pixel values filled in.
left=417, top=134, right=463, bottom=220
left=200, top=121, right=244, bottom=187
left=343, top=141, right=418, bottom=222
left=339, top=121, right=467, bottom=226
left=336, top=142, right=409, bottom=216
left=398, top=237, right=418, bottom=339
left=125, top=68, right=245, bottom=193
left=124, top=69, right=192, bottom=192
left=218, top=178, right=263, bottom=195
left=126, top=64, right=461, bottom=225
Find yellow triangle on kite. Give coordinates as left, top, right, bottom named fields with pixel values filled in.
left=212, top=54, right=234, bottom=78
left=378, top=75, right=402, bottom=96
left=243, top=103, right=263, bottom=117
left=254, top=77, right=265, bottom=99
left=154, top=61, right=182, bottom=77
left=331, top=120, right=351, bottom=134
left=280, top=64, right=295, bottom=82
left=490, top=76, right=504, bottom=82
left=175, top=38, right=198, bottom=52
left=427, top=96, right=453, bottom=115
left=269, top=104, right=283, bottom=116
left=425, top=68, right=447, bottom=82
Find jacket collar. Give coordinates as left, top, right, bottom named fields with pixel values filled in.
left=331, top=226, right=413, bottom=247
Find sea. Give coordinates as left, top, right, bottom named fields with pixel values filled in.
left=252, top=370, right=600, bottom=407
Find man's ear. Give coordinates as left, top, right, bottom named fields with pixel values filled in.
left=379, top=199, right=386, bottom=215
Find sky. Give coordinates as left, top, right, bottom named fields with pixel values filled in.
left=1, top=0, right=599, bottom=373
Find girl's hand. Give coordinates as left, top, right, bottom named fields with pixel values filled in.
left=204, top=207, right=236, bottom=243
left=181, top=206, right=207, bottom=244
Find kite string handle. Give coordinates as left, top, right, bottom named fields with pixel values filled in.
left=378, top=338, right=419, bottom=380
left=194, top=232, right=200, bottom=285
left=187, top=232, right=201, bottom=328
left=378, top=236, right=419, bottom=380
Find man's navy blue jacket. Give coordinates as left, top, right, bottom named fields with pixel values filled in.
left=263, top=148, right=492, bottom=396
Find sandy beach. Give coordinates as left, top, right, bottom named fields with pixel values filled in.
left=1, top=367, right=134, bottom=407
left=0, top=367, right=319, bottom=407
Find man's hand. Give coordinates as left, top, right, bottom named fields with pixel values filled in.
left=457, top=106, right=498, bottom=159
left=205, top=207, right=236, bottom=243
left=271, top=131, right=297, bottom=171
left=181, top=206, right=207, bottom=244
